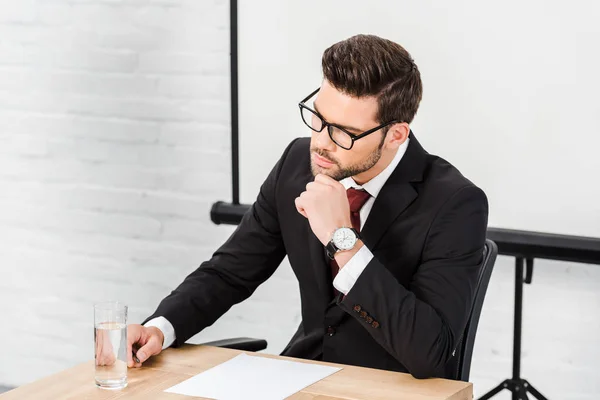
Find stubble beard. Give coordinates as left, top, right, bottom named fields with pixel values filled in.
left=310, top=144, right=383, bottom=181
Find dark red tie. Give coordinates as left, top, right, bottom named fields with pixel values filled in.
left=330, top=188, right=371, bottom=294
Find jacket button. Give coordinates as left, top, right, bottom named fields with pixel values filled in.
left=372, top=321, right=380, bottom=329
left=360, top=311, right=367, bottom=319
left=366, top=316, right=373, bottom=324
left=326, top=326, right=336, bottom=336
left=353, top=304, right=361, bottom=313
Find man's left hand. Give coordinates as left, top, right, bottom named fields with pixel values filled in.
left=295, top=174, right=352, bottom=245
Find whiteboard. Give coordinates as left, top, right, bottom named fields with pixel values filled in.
left=238, top=0, right=600, bottom=237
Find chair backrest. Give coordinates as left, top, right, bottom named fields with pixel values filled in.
left=452, top=238, right=498, bottom=381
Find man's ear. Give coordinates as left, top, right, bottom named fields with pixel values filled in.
left=385, top=122, right=410, bottom=149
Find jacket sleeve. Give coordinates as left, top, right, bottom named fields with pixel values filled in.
left=337, top=185, right=489, bottom=378
left=143, top=139, right=299, bottom=346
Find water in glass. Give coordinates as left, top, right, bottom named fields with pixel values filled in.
left=94, top=320, right=127, bottom=389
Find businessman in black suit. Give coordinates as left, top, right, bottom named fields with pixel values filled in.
left=125, top=34, right=488, bottom=379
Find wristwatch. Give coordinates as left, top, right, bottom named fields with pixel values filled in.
left=325, top=227, right=360, bottom=259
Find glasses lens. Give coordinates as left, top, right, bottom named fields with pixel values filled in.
left=329, top=126, right=353, bottom=149
left=301, top=107, right=323, bottom=132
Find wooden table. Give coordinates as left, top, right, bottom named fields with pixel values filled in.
left=0, top=345, right=472, bottom=400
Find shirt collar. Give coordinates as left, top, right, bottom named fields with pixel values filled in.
left=340, top=137, right=410, bottom=198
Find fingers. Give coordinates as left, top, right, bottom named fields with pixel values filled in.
left=306, top=180, right=333, bottom=193
left=298, top=179, right=334, bottom=218
left=127, top=324, right=143, bottom=368
left=296, top=189, right=316, bottom=218
left=125, top=325, right=166, bottom=369
left=294, top=197, right=307, bottom=218
left=314, top=174, right=341, bottom=187
left=296, top=175, right=342, bottom=219
left=100, top=351, right=116, bottom=366
left=95, top=329, right=117, bottom=366
left=95, top=329, right=103, bottom=366
left=308, top=176, right=344, bottom=196
left=134, top=336, right=162, bottom=368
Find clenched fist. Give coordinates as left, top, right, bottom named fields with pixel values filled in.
left=295, top=174, right=352, bottom=245
left=126, top=324, right=165, bottom=368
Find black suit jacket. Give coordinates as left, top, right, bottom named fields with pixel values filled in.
left=145, top=132, right=489, bottom=379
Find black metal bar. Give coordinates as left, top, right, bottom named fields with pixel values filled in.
left=210, top=201, right=250, bottom=225
left=487, top=227, right=600, bottom=264
left=207, top=216, right=600, bottom=264
left=513, top=258, right=523, bottom=381
left=229, top=0, right=240, bottom=205
left=211, top=203, right=249, bottom=224
left=524, top=258, right=534, bottom=284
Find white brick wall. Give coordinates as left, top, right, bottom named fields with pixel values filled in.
left=0, top=0, right=299, bottom=388
left=0, top=1, right=598, bottom=399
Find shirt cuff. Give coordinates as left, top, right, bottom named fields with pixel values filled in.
left=144, top=316, right=176, bottom=350
left=333, top=245, right=374, bottom=295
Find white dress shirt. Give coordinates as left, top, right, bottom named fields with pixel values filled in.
left=332, top=138, right=409, bottom=294
left=145, top=138, right=410, bottom=350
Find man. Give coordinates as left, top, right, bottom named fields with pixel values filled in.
left=126, top=34, right=488, bottom=379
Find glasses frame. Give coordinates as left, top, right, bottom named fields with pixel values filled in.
left=298, top=88, right=398, bottom=150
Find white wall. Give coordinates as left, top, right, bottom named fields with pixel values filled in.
left=0, top=1, right=598, bottom=399
left=237, top=0, right=600, bottom=239
left=0, top=0, right=301, bottom=388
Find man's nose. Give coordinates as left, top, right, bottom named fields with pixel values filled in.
left=313, top=128, right=336, bottom=151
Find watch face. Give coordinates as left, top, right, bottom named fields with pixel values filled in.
left=332, top=227, right=357, bottom=250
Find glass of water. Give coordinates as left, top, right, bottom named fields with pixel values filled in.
left=94, top=301, right=128, bottom=389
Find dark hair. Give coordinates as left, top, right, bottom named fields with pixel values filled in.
left=321, top=34, right=423, bottom=125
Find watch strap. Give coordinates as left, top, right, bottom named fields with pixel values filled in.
left=325, top=241, right=338, bottom=260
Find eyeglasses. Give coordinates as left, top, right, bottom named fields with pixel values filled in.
left=298, top=88, right=397, bottom=150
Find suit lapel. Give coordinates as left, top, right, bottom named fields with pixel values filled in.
left=360, top=183, right=417, bottom=249
left=360, top=132, right=428, bottom=250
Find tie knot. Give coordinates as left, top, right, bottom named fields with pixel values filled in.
left=346, top=188, right=371, bottom=213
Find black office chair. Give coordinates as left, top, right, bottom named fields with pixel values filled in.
left=450, top=238, right=498, bottom=381
left=200, top=239, right=498, bottom=382
left=200, top=336, right=268, bottom=352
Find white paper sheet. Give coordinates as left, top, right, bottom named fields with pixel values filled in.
left=164, top=352, right=341, bottom=400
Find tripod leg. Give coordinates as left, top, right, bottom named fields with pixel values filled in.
left=478, top=380, right=509, bottom=400
left=524, top=381, right=549, bottom=400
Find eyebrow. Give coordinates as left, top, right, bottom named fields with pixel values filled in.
left=313, top=102, right=363, bottom=133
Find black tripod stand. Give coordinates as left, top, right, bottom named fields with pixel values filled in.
left=478, top=257, right=548, bottom=400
